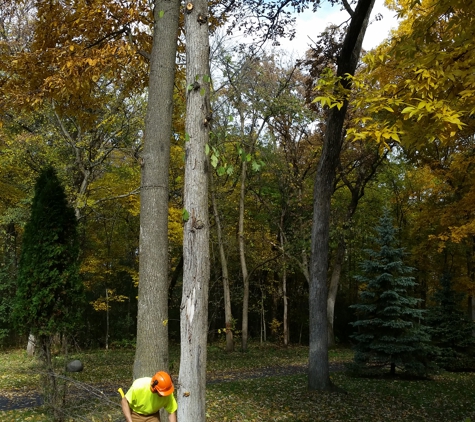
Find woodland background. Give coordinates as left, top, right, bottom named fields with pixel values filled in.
left=0, top=0, right=474, bottom=369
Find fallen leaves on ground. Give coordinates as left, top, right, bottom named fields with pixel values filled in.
left=2, top=345, right=475, bottom=421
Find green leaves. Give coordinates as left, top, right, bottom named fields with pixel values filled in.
left=312, top=68, right=352, bottom=111
left=205, top=139, right=265, bottom=178
left=205, top=143, right=234, bottom=176
left=182, top=208, right=190, bottom=222
left=187, top=74, right=211, bottom=95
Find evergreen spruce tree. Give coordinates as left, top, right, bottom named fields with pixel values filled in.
left=13, top=166, right=84, bottom=421
left=350, top=209, right=432, bottom=376
left=427, top=272, right=475, bottom=371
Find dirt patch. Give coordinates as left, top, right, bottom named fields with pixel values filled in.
left=0, top=388, right=43, bottom=411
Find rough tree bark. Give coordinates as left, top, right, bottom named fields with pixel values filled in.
left=177, top=0, right=211, bottom=418
left=308, top=0, right=375, bottom=391
left=133, top=0, right=180, bottom=379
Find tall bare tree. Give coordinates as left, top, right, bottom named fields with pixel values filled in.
left=134, top=0, right=180, bottom=379
left=308, top=0, right=375, bottom=391
left=178, top=0, right=211, bottom=419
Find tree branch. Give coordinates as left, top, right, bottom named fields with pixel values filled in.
left=341, top=0, right=355, bottom=17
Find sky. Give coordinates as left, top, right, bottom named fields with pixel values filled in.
left=276, top=0, right=400, bottom=58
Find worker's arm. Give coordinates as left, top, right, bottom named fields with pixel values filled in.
left=168, top=411, right=177, bottom=422
left=121, top=396, right=134, bottom=422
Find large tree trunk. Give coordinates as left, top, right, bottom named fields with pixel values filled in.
left=308, top=0, right=375, bottom=391
left=133, top=0, right=180, bottom=379
left=178, top=0, right=211, bottom=419
left=210, top=171, right=234, bottom=352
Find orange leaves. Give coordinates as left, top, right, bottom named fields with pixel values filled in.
left=0, top=0, right=151, bottom=120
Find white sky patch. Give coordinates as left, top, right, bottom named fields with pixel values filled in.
left=274, top=0, right=400, bottom=58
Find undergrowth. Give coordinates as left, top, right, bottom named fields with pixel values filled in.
left=1, top=343, right=474, bottom=421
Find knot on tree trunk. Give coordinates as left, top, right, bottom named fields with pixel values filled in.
left=197, top=14, right=208, bottom=24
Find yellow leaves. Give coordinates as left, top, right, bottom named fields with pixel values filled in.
left=347, top=123, right=401, bottom=149
left=350, top=0, right=475, bottom=149
left=401, top=105, right=416, bottom=115
left=86, top=58, right=98, bottom=66
left=169, top=207, right=184, bottom=246
left=458, top=89, right=475, bottom=100
left=312, top=68, right=354, bottom=111
left=414, top=67, right=430, bottom=78
left=0, top=0, right=151, bottom=117
left=90, top=289, right=128, bottom=312
left=429, top=222, right=475, bottom=252
left=313, top=96, right=344, bottom=110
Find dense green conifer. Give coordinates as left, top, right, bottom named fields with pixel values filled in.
left=13, top=166, right=83, bottom=339
left=427, top=272, right=475, bottom=371
left=350, top=209, right=433, bottom=376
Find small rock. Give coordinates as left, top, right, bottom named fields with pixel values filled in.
left=66, top=360, right=83, bottom=372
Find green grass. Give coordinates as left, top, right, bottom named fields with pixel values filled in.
left=1, top=343, right=475, bottom=421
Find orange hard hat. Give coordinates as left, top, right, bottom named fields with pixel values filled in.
left=150, top=371, right=174, bottom=396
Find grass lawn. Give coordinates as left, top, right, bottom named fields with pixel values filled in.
left=1, top=342, right=475, bottom=421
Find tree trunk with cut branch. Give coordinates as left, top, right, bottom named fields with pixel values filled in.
left=178, top=0, right=211, bottom=418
